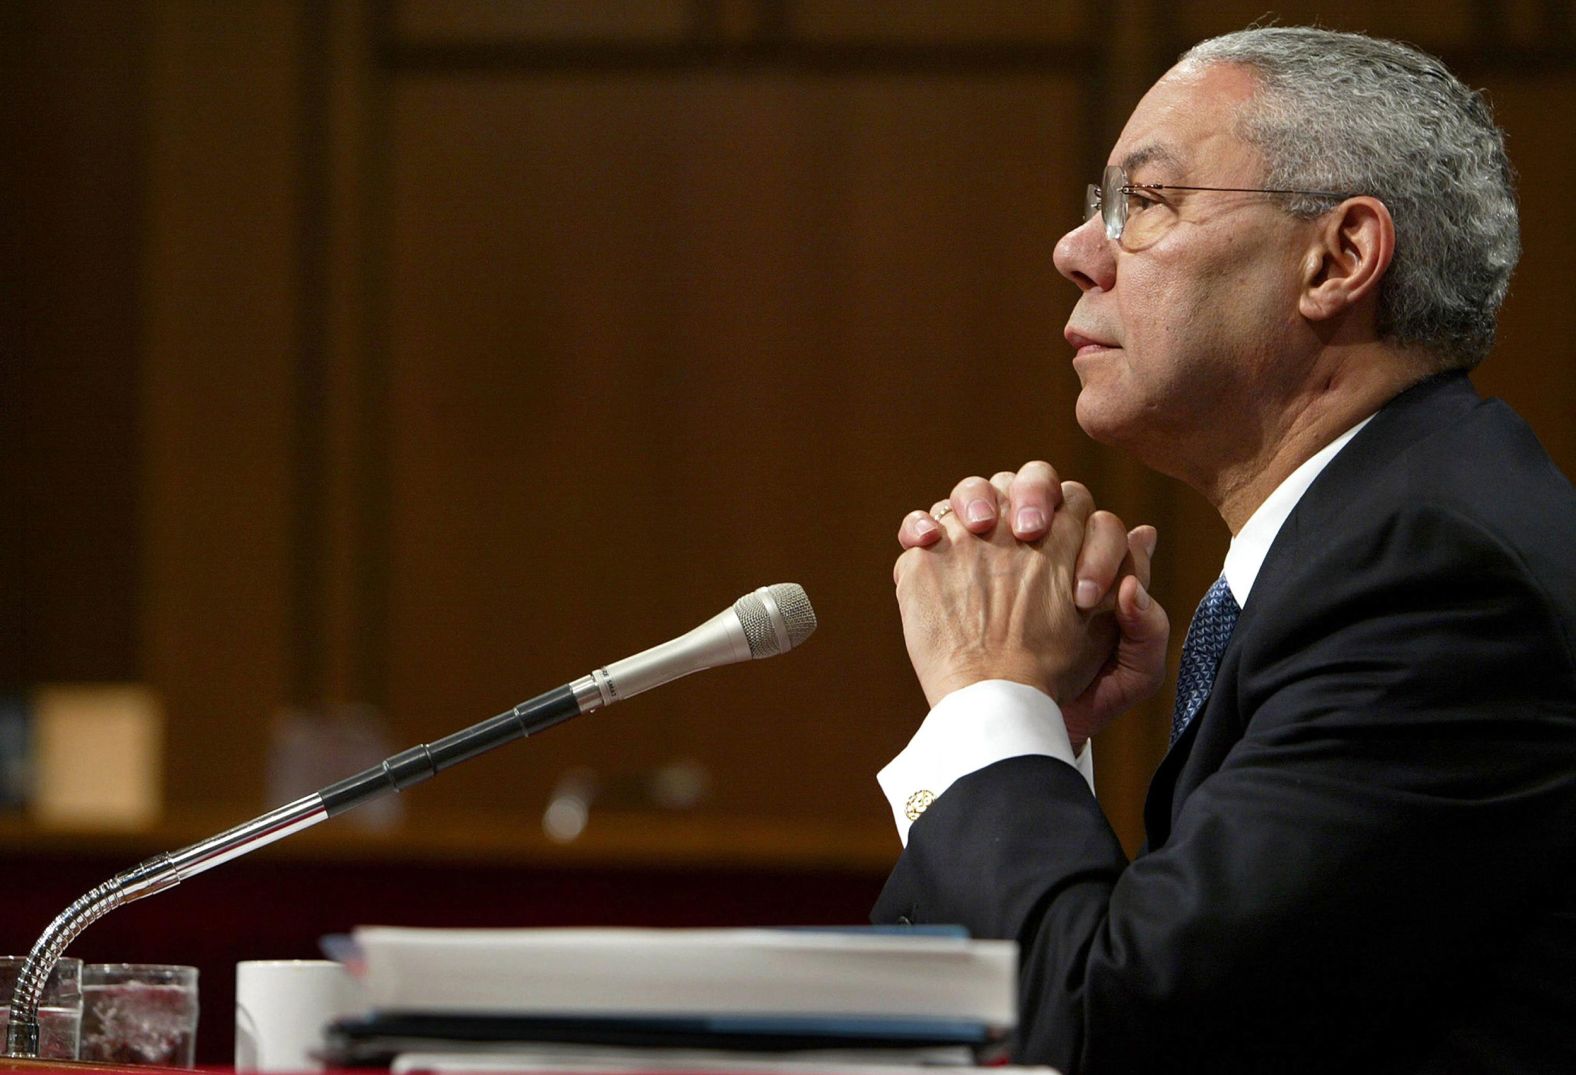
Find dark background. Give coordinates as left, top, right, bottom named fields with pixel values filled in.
left=4, top=1, right=1574, bottom=1064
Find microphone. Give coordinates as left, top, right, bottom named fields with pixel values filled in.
left=3, top=584, right=816, bottom=1058
left=578, top=582, right=819, bottom=707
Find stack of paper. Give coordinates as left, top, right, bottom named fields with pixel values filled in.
left=325, top=926, right=1018, bottom=1069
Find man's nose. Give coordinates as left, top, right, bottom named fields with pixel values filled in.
left=1053, top=215, right=1116, bottom=293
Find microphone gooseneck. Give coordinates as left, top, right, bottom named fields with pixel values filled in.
left=3, top=584, right=816, bottom=1058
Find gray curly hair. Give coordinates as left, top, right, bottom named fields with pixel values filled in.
left=1182, top=27, right=1519, bottom=370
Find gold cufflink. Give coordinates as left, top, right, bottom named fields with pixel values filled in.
left=905, top=789, right=936, bottom=821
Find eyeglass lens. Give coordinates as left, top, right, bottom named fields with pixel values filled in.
left=1082, top=166, right=1127, bottom=241
left=1100, top=165, right=1125, bottom=240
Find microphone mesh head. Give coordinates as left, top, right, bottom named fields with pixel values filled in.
left=733, top=584, right=818, bottom=658
left=768, top=583, right=818, bottom=649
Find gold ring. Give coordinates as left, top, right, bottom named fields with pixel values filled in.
left=932, top=504, right=954, bottom=521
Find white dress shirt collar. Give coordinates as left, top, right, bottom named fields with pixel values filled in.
left=1222, top=414, right=1376, bottom=607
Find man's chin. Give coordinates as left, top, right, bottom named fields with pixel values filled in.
left=1073, top=390, right=1131, bottom=448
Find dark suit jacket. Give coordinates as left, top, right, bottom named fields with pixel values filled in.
left=874, top=373, right=1576, bottom=1074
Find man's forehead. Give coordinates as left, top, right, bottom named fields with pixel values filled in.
left=1108, top=62, right=1260, bottom=177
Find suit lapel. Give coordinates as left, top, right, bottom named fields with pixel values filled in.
left=1139, top=372, right=1482, bottom=850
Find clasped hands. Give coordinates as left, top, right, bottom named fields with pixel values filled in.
left=893, top=462, right=1170, bottom=749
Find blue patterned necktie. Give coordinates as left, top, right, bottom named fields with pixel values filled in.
left=1170, top=576, right=1241, bottom=744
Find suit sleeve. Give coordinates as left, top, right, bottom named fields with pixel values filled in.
left=872, top=502, right=1576, bottom=1075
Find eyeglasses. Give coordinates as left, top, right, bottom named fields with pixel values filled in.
left=1084, top=164, right=1355, bottom=245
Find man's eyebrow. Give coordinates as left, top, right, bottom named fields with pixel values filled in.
left=1119, top=143, right=1183, bottom=178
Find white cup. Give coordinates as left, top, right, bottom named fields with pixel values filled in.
left=235, top=960, right=362, bottom=1073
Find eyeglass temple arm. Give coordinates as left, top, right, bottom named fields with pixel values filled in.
left=1131, top=182, right=1355, bottom=198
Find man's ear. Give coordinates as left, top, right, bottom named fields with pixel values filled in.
left=1299, top=196, right=1394, bottom=322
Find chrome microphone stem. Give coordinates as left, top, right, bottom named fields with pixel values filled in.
left=4, top=793, right=329, bottom=1057
left=163, top=793, right=330, bottom=877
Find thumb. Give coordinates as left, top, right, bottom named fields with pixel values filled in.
left=1117, top=576, right=1170, bottom=645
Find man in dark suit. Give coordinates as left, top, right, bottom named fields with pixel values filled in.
left=874, top=27, right=1576, bottom=1074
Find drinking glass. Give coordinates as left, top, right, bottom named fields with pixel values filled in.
left=0, top=955, right=83, bottom=1060
left=80, top=963, right=199, bottom=1067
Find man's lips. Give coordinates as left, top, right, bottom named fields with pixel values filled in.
left=1065, top=329, right=1118, bottom=357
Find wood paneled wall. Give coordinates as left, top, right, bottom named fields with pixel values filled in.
left=7, top=0, right=1575, bottom=865
left=1, top=3, right=145, bottom=686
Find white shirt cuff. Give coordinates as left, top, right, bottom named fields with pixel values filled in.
left=877, top=679, right=1095, bottom=845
